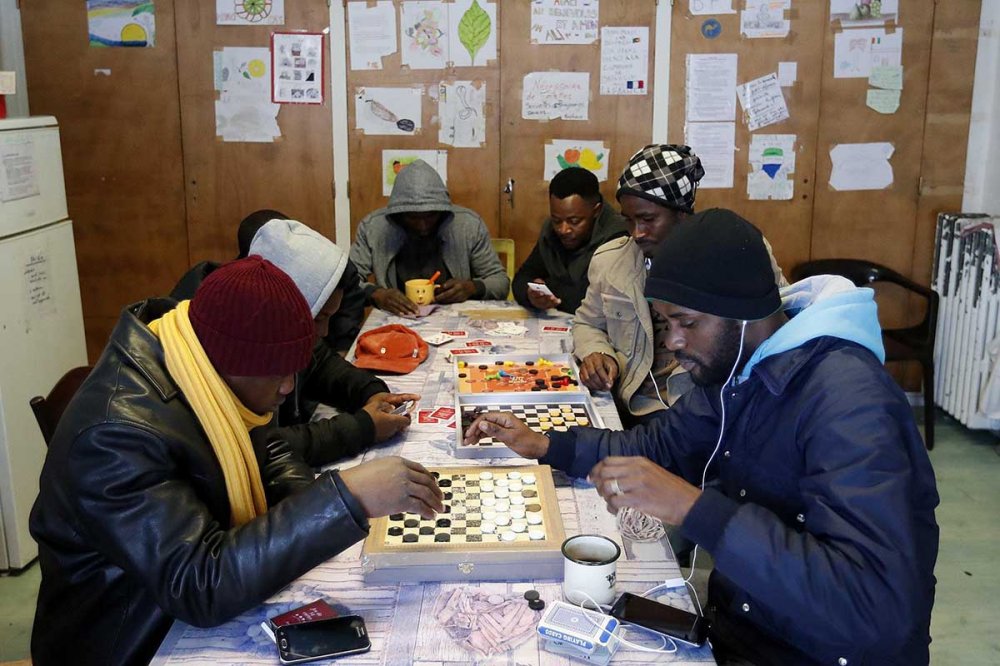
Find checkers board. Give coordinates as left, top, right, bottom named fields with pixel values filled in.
left=361, top=465, right=566, bottom=583
left=455, top=353, right=581, bottom=394
left=454, top=394, right=606, bottom=459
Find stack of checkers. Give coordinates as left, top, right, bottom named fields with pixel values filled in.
left=462, top=403, right=590, bottom=446
left=383, top=470, right=547, bottom=545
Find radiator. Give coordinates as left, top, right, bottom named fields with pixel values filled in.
left=932, top=213, right=1000, bottom=429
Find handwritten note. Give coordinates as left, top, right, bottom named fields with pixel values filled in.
left=599, top=26, right=648, bottom=96
left=522, top=71, right=590, bottom=121
left=866, top=88, right=900, bottom=114
left=869, top=64, right=903, bottom=90
left=736, top=73, right=789, bottom=132
left=531, top=0, right=599, bottom=44
left=23, top=248, right=55, bottom=322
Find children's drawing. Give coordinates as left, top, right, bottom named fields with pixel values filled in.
left=382, top=150, right=448, bottom=196
left=406, top=7, right=447, bottom=58
left=457, top=0, right=491, bottom=65
left=544, top=140, right=609, bottom=182
left=216, top=0, right=284, bottom=26
left=87, top=1, right=156, bottom=48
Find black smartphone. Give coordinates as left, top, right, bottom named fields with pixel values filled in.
left=609, top=592, right=709, bottom=647
left=276, top=615, right=371, bottom=664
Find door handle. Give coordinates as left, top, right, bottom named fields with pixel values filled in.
left=503, top=178, right=515, bottom=209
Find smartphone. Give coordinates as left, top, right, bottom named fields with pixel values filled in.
left=391, top=399, right=415, bottom=415
left=527, top=282, right=556, bottom=298
left=276, top=615, right=371, bottom=664
left=609, top=592, right=709, bottom=647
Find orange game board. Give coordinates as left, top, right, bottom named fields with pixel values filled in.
left=456, top=356, right=580, bottom=393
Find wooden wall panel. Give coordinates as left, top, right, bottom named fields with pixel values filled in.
left=499, top=2, right=657, bottom=266
left=174, top=0, right=335, bottom=261
left=669, top=4, right=828, bottom=275
left=345, top=2, right=501, bottom=242
left=20, top=0, right=189, bottom=361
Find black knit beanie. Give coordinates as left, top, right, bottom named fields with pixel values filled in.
left=644, top=208, right=781, bottom=321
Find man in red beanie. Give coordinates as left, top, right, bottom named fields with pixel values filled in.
left=29, top=257, right=443, bottom=666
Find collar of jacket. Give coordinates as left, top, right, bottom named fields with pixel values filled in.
left=111, top=298, right=182, bottom=402
left=739, top=336, right=845, bottom=396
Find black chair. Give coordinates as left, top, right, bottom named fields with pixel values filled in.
left=29, top=366, right=93, bottom=447
left=790, top=259, right=939, bottom=450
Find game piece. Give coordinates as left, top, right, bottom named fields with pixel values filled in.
left=456, top=353, right=581, bottom=394
left=361, top=465, right=566, bottom=583
left=524, top=590, right=541, bottom=602
left=529, top=599, right=546, bottom=611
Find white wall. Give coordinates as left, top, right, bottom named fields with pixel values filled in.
left=0, top=0, right=29, bottom=117
left=963, top=2, right=1000, bottom=215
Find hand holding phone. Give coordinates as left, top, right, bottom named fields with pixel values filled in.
left=276, top=615, right=371, bottom=664
left=609, top=592, right=709, bottom=647
left=391, top=399, right=415, bottom=415
left=526, top=281, right=556, bottom=298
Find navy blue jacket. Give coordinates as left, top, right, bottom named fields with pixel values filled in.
left=543, top=277, right=939, bottom=664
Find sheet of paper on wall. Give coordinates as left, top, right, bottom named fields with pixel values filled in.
left=736, top=73, right=789, bottom=132
left=833, top=28, right=902, bottom=79
left=272, top=33, right=324, bottom=105
left=829, top=142, right=894, bottom=191
left=685, top=53, right=738, bottom=122
left=599, top=27, right=648, bottom=96
left=829, top=0, right=898, bottom=27
left=747, top=134, right=795, bottom=200
left=530, top=0, right=599, bottom=45
left=544, top=139, right=609, bottom=182
left=522, top=72, right=590, bottom=121
left=382, top=150, right=448, bottom=197
left=401, top=2, right=450, bottom=69
left=215, top=99, right=281, bottom=143
left=356, top=87, right=423, bottom=136
left=688, top=0, right=736, bottom=15
left=866, top=88, right=900, bottom=114
left=438, top=81, right=486, bottom=147
left=741, top=0, right=791, bottom=39
left=87, top=0, right=155, bottom=47
left=778, top=61, right=797, bottom=87
left=348, top=1, right=397, bottom=70
left=869, top=64, right=902, bottom=90
left=0, top=71, right=14, bottom=95
left=214, top=47, right=271, bottom=97
left=0, top=139, right=39, bottom=203
left=22, top=245, right=57, bottom=321
left=447, top=0, right=497, bottom=67
left=685, top=121, right=736, bottom=189
left=216, top=0, right=284, bottom=26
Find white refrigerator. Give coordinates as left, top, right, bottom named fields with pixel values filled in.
left=0, top=116, right=87, bottom=571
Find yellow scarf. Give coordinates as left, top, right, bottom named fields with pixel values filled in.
left=149, top=300, right=271, bottom=526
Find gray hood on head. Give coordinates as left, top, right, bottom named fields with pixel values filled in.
left=385, top=159, right=455, bottom=217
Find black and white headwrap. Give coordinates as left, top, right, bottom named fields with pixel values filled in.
left=616, top=144, right=705, bottom=214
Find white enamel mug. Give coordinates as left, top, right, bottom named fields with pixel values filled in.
left=561, top=534, right=621, bottom=607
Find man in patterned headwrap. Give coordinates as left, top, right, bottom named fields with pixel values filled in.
left=573, top=145, right=786, bottom=426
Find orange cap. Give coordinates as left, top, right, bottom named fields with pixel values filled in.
left=353, top=324, right=429, bottom=375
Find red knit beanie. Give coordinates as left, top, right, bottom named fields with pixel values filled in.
left=189, top=256, right=315, bottom=376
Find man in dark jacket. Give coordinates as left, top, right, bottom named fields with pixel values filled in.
left=247, top=219, right=417, bottom=465
left=172, top=208, right=367, bottom=354
left=464, top=209, right=939, bottom=665
left=30, top=257, right=442, bottom=666
left=513, top=167, right=627, bottom=314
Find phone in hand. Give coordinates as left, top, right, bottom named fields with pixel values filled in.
left=527, top=281, right=556, bottom=298
left=390, top=399, right=415, bottom=415
left=609, top=592, right=709, bottom=647
left=276, top=615, right=371, bottom=664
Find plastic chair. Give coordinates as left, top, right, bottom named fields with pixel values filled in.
left=790, top=259, right=939, bottom=450
left=29, top=366, right=93, bottom=447
left=491, top=238, right=516, bottom=301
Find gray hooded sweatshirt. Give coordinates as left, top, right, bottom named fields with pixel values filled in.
left=349, top=160, right=510, bottom=300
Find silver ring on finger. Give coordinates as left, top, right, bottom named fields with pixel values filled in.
left=610, top=478, right=623, bottom=496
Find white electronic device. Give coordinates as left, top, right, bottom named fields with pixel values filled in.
left=536, top=601, right=620, bottom=659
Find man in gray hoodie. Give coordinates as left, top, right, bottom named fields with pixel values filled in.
left=350, top=159, right=510, bottom=315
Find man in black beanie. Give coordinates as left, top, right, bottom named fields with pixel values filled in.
left=465, top=208, right=939, bottom=665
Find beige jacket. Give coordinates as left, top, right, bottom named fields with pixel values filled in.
left=572, top=235, right=788, bottom=417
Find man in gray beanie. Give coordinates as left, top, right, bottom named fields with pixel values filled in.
left=245, top=219, right=419, bottom=466
left=465, top=209, right=939, bottom=666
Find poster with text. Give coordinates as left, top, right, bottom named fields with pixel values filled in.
left=530, top=0, right=599, bottom=44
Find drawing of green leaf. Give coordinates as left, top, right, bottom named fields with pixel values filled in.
left=458, top=0, right=491, bottom=65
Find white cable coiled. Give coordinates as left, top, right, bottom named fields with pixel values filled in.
left=616, top=506, right=666, bottom=542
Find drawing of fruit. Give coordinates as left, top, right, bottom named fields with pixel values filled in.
left=578, top=148, right=603, bottom=171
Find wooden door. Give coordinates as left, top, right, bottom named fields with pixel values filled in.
left=19, top=0, right=189, bottom=360
left=174, top=0, right=335, bottom=261
left=345, top=1, right=501, bottom=239
left=498, top=2, right=659, bottom=266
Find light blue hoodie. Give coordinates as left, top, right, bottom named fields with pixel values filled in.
left=738, top=275, right=885, bottom=382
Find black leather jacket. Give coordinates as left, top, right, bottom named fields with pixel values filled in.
left=29, top=299, right=369, bottom=666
